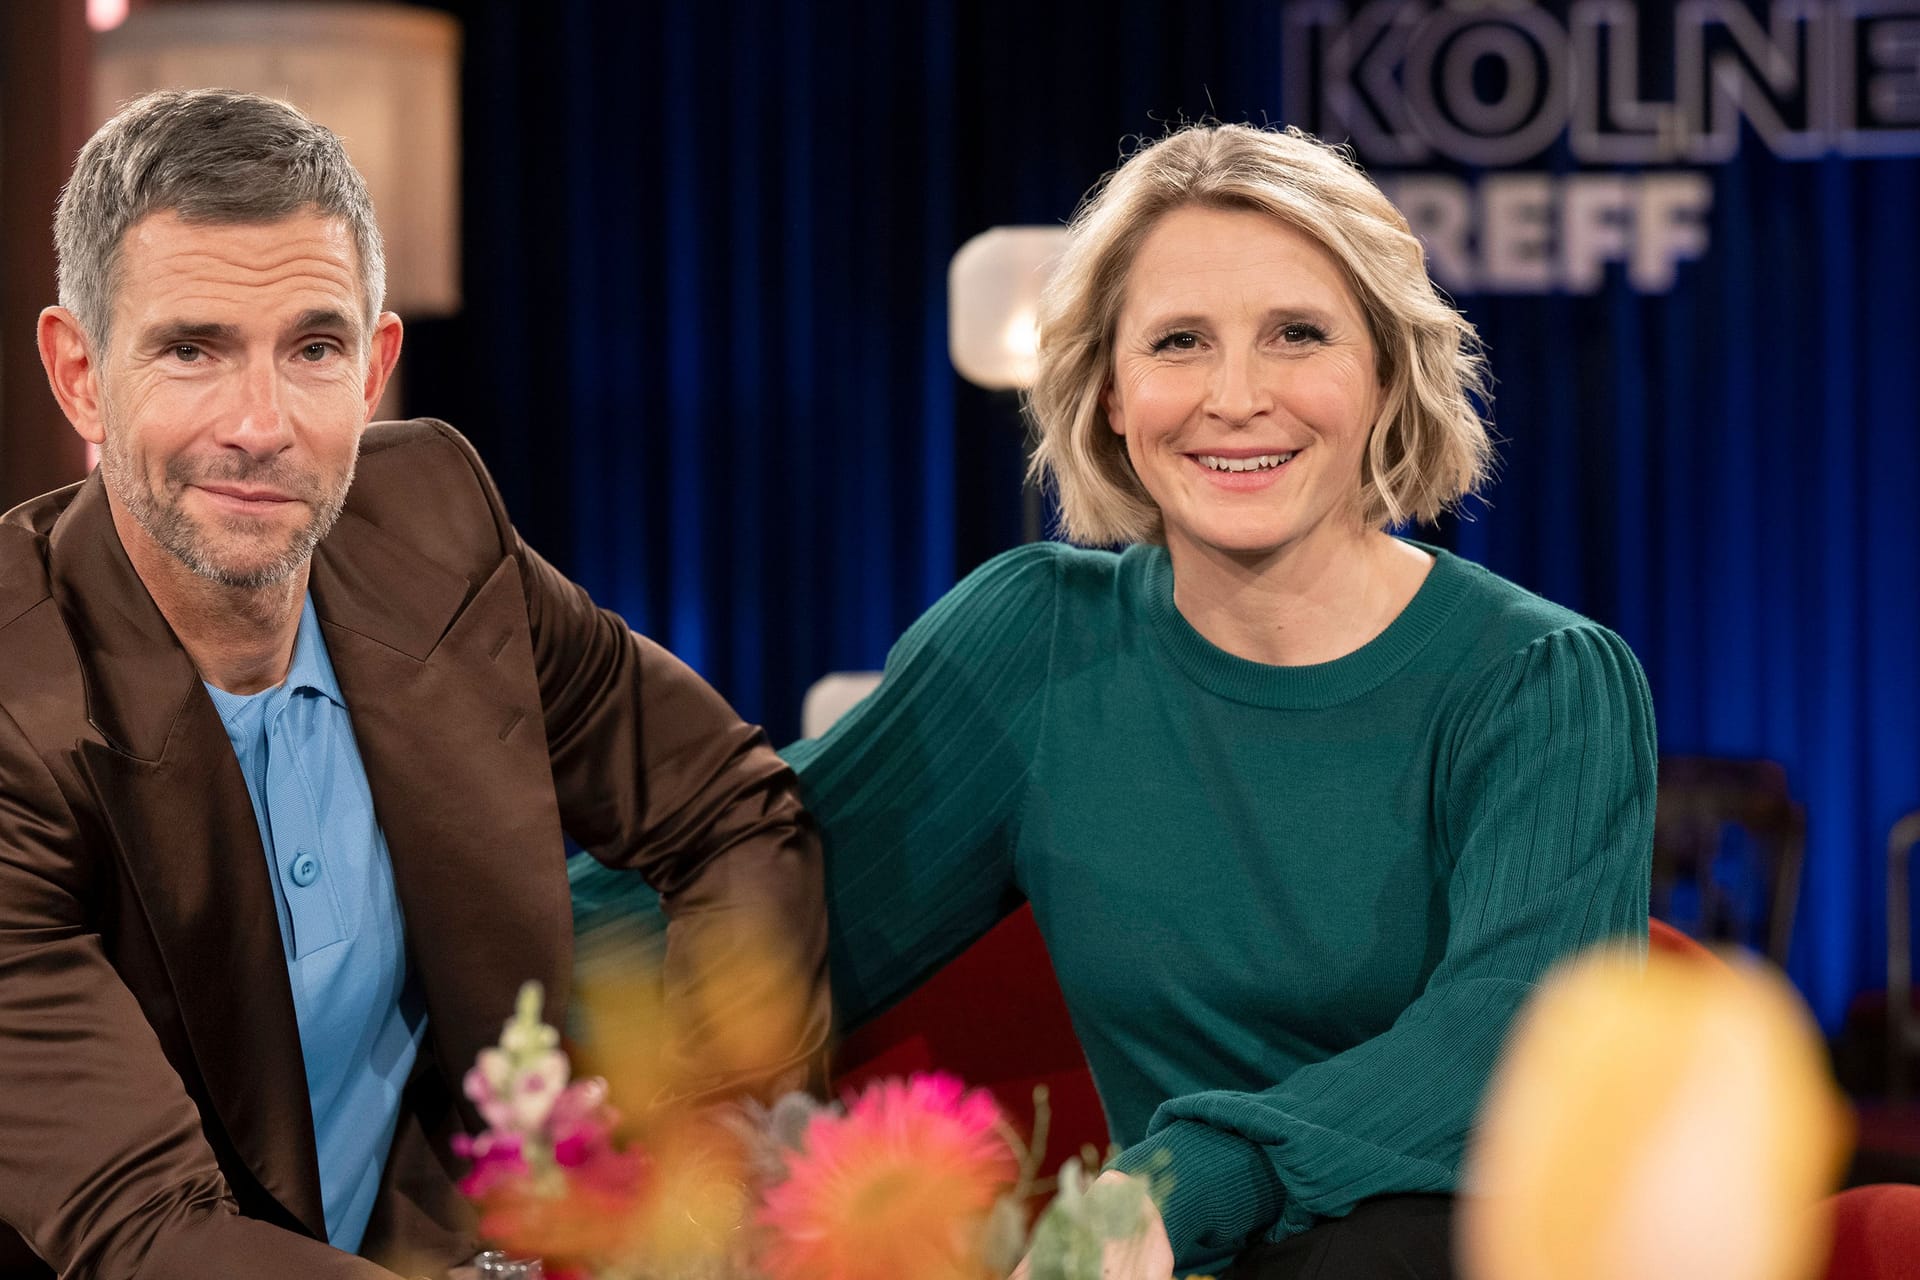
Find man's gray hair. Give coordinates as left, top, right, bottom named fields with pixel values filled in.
left=55, top=87, right=386, bottom=345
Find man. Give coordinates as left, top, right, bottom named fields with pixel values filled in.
left=0, top=89, right=827, bottom=1278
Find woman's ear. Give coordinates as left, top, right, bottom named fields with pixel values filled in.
left=1103, top=381, right=1124, bottom=436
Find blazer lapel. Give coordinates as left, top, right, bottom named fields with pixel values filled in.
left=311, top=511, right=573, bottom=1126
left=50, top=475, right=326, bottom=1237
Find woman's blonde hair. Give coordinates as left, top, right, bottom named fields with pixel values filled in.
left=1026, top=123, right=1493, bottom=545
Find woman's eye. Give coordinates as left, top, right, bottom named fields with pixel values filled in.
left=1281, top=323, right=1328, bottom=345
left=1150, top=331, right=1200, bottom=353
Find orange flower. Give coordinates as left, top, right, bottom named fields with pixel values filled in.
left=758, top=1074, right=1019, bottom=1280
left=474, top=1146, right=652, bottom=1266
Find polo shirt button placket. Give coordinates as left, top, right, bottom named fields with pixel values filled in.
left=291, top=851, right=321, bottom=888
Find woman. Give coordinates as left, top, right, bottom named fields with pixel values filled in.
left=785, top=123, right=1656, bottom=1280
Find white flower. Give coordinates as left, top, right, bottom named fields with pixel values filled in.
left=505, top=1048, right=571, bottom=1133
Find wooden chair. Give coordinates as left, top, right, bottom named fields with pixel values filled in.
left=1652, top=756, right=1806, bottom=966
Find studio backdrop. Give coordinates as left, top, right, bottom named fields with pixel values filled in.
left=404, top=0, right=1920, bottom=1032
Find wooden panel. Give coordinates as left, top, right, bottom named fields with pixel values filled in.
left=0, top=0, right=91, bottom=510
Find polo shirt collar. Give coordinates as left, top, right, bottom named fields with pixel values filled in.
left=206, top=592, right=344, bottom=716
left=285, top=592, right=345, bottom=708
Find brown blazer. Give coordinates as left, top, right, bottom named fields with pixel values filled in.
left=0, top=420, right=829, bottom=1279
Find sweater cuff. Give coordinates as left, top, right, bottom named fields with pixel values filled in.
left=1110, top=1120, right=1284, bottom=1265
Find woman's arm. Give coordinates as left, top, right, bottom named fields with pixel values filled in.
left=784, top=543, right=1064, bottom=1030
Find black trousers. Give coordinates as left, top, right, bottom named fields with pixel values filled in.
left=1223, top=1195, right=1456, bottom=1280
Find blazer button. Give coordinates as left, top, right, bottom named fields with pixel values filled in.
left=290, top=852, right=321, bottom=888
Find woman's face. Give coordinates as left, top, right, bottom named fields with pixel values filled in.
left=1104, top=204, right=1382, bottom=569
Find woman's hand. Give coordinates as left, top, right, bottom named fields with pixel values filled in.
left=1009, top=1170, right=1176, bottom=1280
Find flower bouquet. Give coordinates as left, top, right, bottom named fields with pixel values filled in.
left=455, top=981, right=1205, bottom=1280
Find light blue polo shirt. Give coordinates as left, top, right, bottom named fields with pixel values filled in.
left=204, top=594, right=426, bottom=1253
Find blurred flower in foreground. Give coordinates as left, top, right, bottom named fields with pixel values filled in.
left=456, top=983, right=627, bottom=1199
left=464, top=932, right=1204, bottom=1279
left=568, top=908, right=818, bottom=1115
left=1024, top=1157, right=1209, bottom=1280
left=757, top=1073, right=1019, bottom=1280
left=1461, top=946, right=1852, bottom=1280
left=453, top=982, right=656, bottom=1276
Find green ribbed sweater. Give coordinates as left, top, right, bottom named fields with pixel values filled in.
left=781, top=540, right=1655, bottom=1272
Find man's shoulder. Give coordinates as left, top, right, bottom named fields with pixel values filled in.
left=336, top=418, right=513, bottom=570
left=350, top=418, right=494, bottom=504
left=0, top=485, right=72, bottom=632
left=0, top=497, right=88, bottom=755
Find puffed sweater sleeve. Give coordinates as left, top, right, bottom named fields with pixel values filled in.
left=782, top=543, right=1060, bottom=1028
left=1111, top=623, right=1657, bottom=1264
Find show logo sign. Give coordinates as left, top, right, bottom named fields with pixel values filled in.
left=1283, top=1, right=1920, bottom=294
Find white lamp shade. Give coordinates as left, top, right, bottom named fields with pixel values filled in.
left=93, top=2, right=462, bottom=318
left=948, top=226, right=1068, bottom=390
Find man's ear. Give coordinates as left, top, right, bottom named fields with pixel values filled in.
left=362, top=312, right=404, bottom=420
left=38, top=307, right=106, bottom=446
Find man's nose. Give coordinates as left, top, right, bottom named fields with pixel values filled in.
left=218, top=359, right=294, bottom=455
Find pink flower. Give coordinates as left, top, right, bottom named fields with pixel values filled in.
left=757, top=1073, right=1017, bottom=1280
left=547, top=1077, right=614, bottom=1168
left=564, top=1144, right=649, bottom=1198
left=464, top=1048, right=519, bottom=1134
left=463, top=1042, right=572, bottom=1137
left=551, top=1128, right=598, bottom=1169
left=453, top=1130, right=529, bottom=1198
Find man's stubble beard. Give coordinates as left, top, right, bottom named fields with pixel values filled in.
left=98, top=396, right=355, bottom=591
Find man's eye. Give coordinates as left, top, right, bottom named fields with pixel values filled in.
left=300, top=342, right=333, bottom=362
left=173, top=345, right=202, bottom=362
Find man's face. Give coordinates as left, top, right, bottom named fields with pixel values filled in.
left=94, top=210, right=379, bottom=589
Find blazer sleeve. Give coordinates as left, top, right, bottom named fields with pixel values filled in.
left=1109, top=624, right=1657, bottom=1268
left=429, top=426, right=829, bottom=1100
left=0, top=708, right=399, bottom=1280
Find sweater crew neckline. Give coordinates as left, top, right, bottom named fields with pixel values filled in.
left=1133, top=540, right=1476, bottom=710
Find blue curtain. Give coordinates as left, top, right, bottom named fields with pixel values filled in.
left=405, top=0, right=1920, bottom=1031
